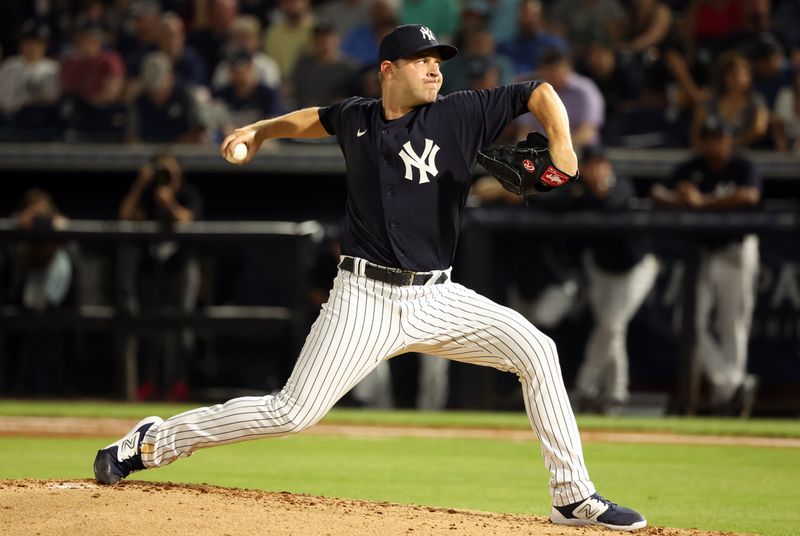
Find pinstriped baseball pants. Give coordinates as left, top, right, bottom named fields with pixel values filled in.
left=142, top=256, right=596, bottom=506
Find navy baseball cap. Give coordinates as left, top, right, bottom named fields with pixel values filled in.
left=378, top=24, right=458, bottom=63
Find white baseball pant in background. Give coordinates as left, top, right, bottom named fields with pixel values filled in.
left=694, top=235, right=759, bottom=404
left=575, top=253, right=659, bottom=405
left=142, top=256, right=596, bottom=506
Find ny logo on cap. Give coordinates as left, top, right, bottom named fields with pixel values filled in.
left=399, top=138, right=440, bottom=184
left=419, top=26, right=436, bottom=42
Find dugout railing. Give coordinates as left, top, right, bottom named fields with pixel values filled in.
left=1, top=209, right=797, bottom=413
left=0, top=219, right=323, bottom=400
left=457, top=205, right=800, bottom=415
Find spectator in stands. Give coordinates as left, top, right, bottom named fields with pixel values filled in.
left=213, top=48, right=283, bottom=133
left=264, top=0, right=315, bottom=80
left=690, top=50, right=769, bottom=148
left=466, top=55, right=501, bottom=90
left=615, top=0, right=673, bottom=92
left=441, top=24, right=514, bottom=93
left=60, top=22, right=126, bottom=141
left=772, top=70, right=800, bottom=152
left=188, top=0, right=239, bottom=80
left=485, top=0, right=523, bottom=44
left=683, top=0, right=745, bottom=58
left=748, top=36, right=794, bottom=109
left=127, top=51, right=206, bottom=143
left=450, top=0, right=491, bottom=49
left=549, top=0, right=626, bottom=58
left=578, top=41, right=639, bottom=120
left=617, top=0, right=673, bottom=56
left=212, top=15, right=281, bottom=91
left=497, top=0, right=569, bottom=76
left=340, top=0, right=397, bottom=68
left=570, top=147, right=658, bottom=415
left=400, top=0, right=460, bottom=44
left=315, top=0, right=370, bottom=38
left=4, top=189, right=75, bottom=396
left=651, top=118, right=761, bottom=417
left=158, top=12, right=208, bottom=86
left=661, top=28, right=713, bottom=111
left=0, top=21, right=61, bottom=140
left=289, top=21, right=356, bottom=108
left=727, top=0, right=792, bottom=59
left=118, top=153, right=203, bottom=401
left=117, top=0, right=162, bottom=64
left=774, top=0, right=800, bottom=59
left=518, top=49, right=605, bottom=147
left=76, top=0, right=129, bottom=48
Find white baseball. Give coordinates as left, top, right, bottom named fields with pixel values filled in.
left=231, top=143, right=248, bottom=162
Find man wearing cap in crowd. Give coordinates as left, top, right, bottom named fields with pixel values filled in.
left=60, top=21, right=126, bottom=139
left=289, top=19, right=357, bottom=108
left=651, top=117, right=762, bottom=417
left=95, top=23, right=648, bottom=532
left=0, top=20, right=61, bottom=138
left=213, top=47, right=283, bottom=133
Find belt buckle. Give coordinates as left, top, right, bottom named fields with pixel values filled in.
left=399, top=270, right=415, bottom=286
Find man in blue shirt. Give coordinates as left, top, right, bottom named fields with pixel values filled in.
left=95, top=24, right=647, bottom=532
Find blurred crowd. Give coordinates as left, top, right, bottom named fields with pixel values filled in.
left=0, top=0, right=799, bottom=150
left=2, top=0, right=789, bottom=416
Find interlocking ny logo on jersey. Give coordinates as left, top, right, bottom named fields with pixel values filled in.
left=420, top=26, right=436, bottom=41
left=399, top=139, right=440, bottom=183
left=117, top=431, right=140, bottom=461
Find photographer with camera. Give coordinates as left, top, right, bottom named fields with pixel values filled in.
left=3, top=189, right=76, bottom=395
left=118, top=153, right=202, bottom=401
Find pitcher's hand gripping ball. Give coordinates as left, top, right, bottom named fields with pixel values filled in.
left=227, top=142, right=248, bottom=164
left=477, top=131, right=580, bottom=196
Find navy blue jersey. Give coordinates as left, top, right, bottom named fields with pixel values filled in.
left=669, top=155, right=761, bottom=248
left=568, top=176, right=649, bottom=273
left=319, top=81, right=540, bottom=271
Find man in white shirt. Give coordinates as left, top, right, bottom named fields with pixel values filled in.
left=0, top=21, right=60, bottom=135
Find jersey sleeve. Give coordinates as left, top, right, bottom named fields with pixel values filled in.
left=318, top=96, right=363, bottom=136
left=443, top=81, right=541, bottom=150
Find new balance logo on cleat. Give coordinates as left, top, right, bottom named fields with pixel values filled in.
left=550, top=493, right=647, bottom=531
left=573, top=496, right=609, bottom=520
left=117, top=432, right=140, bottom=462
left=93, top=416, right=163, bottom=485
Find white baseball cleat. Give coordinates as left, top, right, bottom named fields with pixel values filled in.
left=550, top=493, right=647, bottom=531
left=93, top=416, right=163, bottom=485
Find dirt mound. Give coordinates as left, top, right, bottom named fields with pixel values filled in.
left=1, top=479, right=738, bottom=536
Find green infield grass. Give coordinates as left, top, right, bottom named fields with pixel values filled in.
left=0, top=400, right=799, bottom=535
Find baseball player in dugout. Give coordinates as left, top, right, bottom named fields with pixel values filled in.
left=94, top=25, right=647, bottom=531
left=651, top=118, right=761, bottom=417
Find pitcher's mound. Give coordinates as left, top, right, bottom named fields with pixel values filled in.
left=1, top=480, right=733, bottom=536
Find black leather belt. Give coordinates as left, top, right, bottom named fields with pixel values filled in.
left=338, top=257, right=448, bottom=286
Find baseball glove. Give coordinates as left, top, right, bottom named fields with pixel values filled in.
left=477, top=131, right=580, bottom=197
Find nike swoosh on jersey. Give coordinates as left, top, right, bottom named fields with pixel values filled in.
left=357, top=129, right=367, bottom=137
